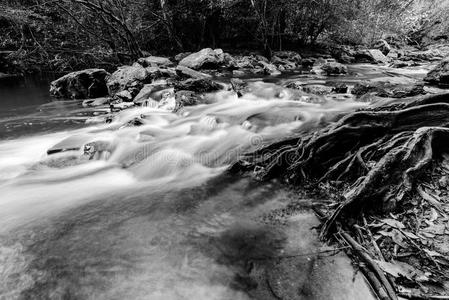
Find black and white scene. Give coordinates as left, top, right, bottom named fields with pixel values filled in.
left=1, top=0, right=449, bottom=299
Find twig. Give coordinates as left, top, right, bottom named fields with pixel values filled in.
left=399, top=292, right=449, bottom=300
left=340, top=231, right=398, bottom=300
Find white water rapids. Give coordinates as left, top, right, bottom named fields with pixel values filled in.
left=0, top=82, right=369, bottom=299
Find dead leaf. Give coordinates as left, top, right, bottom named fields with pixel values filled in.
left=375, top=260, right=424, bottom=281
left=381, top=218, right=405, bottom=229
left=423, top=249, right=443, bottom=257
left=422, top=224, right=446, bottom=235
left=428, top=208, right=439, bottom=222
left=417, top=186, right=444, bottom=211
left=401, top=231, right=419, bottom=240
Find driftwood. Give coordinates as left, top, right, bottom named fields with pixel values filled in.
left=233, top=93, right=449, bottom=235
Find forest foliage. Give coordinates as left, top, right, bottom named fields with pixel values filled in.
left=1, top=0, right=448, bottom=71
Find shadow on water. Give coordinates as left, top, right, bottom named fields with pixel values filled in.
left=4, top=175, right=289, bottom=300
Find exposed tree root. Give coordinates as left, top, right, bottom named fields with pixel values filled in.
left=232, top=93, right=449, bottom=235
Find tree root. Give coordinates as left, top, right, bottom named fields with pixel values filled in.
left=232, top=93, right=449, bottom=235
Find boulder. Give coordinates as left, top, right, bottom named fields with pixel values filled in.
left=321, top=62, right=347, bottom=75
left=174, top=78, right=222, bottom=93
left=50, top=69, right=110, bottom=99
left=106, top=65, right=149, bottom=97
left=354, top=49, right=390, bottom=64
left=367, top=49, right=390, bottom=64
left=179, top=48, right=225, bottom=70
left=138, top=56, right=173, bottom=67
left=424, top=59, right=449, bottom=87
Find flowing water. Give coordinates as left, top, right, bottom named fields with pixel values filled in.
left=0, top=66, right=427, bottom=299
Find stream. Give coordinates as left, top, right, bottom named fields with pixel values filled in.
left=0, top=65, right=432, bottom=300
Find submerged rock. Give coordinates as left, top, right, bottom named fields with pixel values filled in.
left=50, top=69, right=110, bottom=99
left=82, top=97, right=110, bottom=107
left=230, top=78, right=249, bottom=97
left=179, top=48, right=224, bottom=70
left=424, top=59, right=449, bottom=87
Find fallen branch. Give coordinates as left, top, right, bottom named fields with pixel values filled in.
left=340, top=231, right=398, bottom=300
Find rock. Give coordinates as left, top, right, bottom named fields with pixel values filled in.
left=158, top=94, right=177, bottom=111
left=175, top=90, right=200, bottom=107
left=301, top=58, right=315, bottom=68
left=367, top=49, right=390, bottom=64
left=230, top=78, right=249, bottom=97
left=271, top=56, right=296, bottom=70
left=133, top=84, right=156, bottom=104
left=424, top=59, right=449, bottom=87
left=50, top=68, right=110, bottom=99
left=235, top=56, right=256, bottom=69
left=175, top=65, right=212, bottom=79
left=285, top=81, right=304, bottom=90
left=374, top=39, right=391, bottom=55
left=137, top=56, right=173, bottom=67
left=302, top=85, right=333, bottom=95
left=115, top=90, right=133, bottom=102
left=404, top=49, right=443, bottom=62
left=223, top=53, right=237, bottom=69
left=273, top=51, right=302, bottom=63
left=260, top=61, right=281, bottom=75
left=174, top=78, right=222, bottom=93
left=352, top=81, right=427, bottom=98
left=106, top=65, right=149, bottom=97
left=321, top=62, right=347, bottom=75
left=387, top=49, right=399, bottom=60
left=234, top=55, right=270, bottom=69
left=232, top=70, right=246, bottom=76
left=354, top=49, right=390, bottom=64
left=133, top=81, right=169, bottom=104
left=47, top=134, right=91, bottom=155
left=179, top=48, right=225, bottom=70
left=82, top=97, right=109, bottom=107
left=332, top=83, right=349, bottom=94
left=174, top=52, right=192, bottom=63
